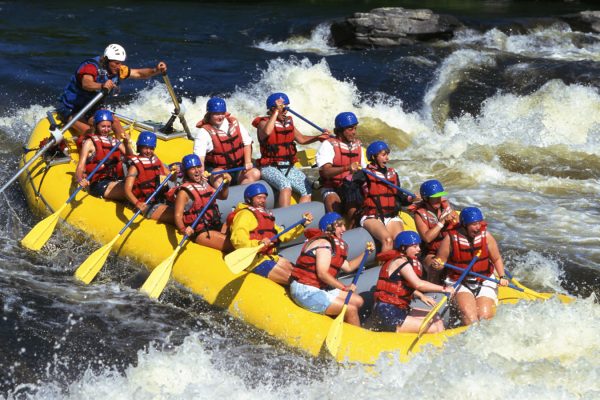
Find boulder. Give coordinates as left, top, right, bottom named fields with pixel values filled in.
left=559, top=10, right=600, bottom=33
left=330, top=7, right=463, bottom=48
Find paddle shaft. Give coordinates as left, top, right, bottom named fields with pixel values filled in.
left=162, top=73, right=192, bottom=138
left=286, top=108, right=326, bottom=133
left=67, top=140, right=122, bottom=204
left=117, top=171, right=175, bottom=235
left=0, top=91, right=107, bottom=194
left=444, top=263, right=523, bottom=292
left=341, top=249, right=370, bottom=304
left=362, top=168, right=416, bottom=199
left=267, top=218, right=307, bottom=244
left=178, top=179, right=228, bottom=246
left=209, top=166, right=245, bottom=176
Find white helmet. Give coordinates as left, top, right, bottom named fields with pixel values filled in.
left=103, top=44, right=126, bottom=62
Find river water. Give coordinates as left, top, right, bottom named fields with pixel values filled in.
left=1, top=1, right=599, bottom=399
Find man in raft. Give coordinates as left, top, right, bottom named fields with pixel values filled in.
left=75, top=109, right=133, bottom=200
left=431, top=207, right=509, bottom=325
left=316, top=112, right=366, bottom=228
left=227, top=182, right=313, bottom=284
left=289, top=212, right=374, bottom=326
left=56, top=43, right=167, bottom=137
left=193, top=97, right=260, bottom=185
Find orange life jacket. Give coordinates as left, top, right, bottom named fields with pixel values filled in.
left=177, top=181, right=222, bottom=232
left=84, top=134, right=123, bottom=182
left=128, top=155, right=163, bottom=201
left=197, top=113, right=245, bottom=169
left=361, top=163, right=400, bottom=218
left=226, top=206, right=279, bottom=255
left=319, top=137, right=362, bottom=188
left=410, top=199, right=459, bottom=254
left=374, top=255, right=422, bottom=309
left=253, top=115, right=298, bottom=167
left=446, top=225, right=493, bottom=281
left=292, top=231, right=348, bottom=289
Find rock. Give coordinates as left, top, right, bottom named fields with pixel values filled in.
left=330, top=7, right=463, bottom=48
left=560, top=10, right=600, bottom=33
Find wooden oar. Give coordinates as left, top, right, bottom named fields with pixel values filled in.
left=504, top=269, right=552, bottom=300
left=286, top=107, right=327, bottom=133
left=443, top=263, right=526, bottom=294
left=417, top=250, right=481, bottom=336
left=325, top=248, right=370, bottom=358
left=0, top=91, right=107, bottom=194
left=225, top=218, right=307, bottom=274
left=361, top=168, right=416, bottom=199
left=74, top=170, right=175, bottom=284
left=20, top=140, right=122, bottom=251
left=162, top=73, right=192, bottom=139
left=140, top=179, right=228, bottom=299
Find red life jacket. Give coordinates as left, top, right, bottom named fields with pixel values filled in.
left=361, top=163, right=400, bottom=218
left=410, top=200, right=459, bottom=255
left=177, top=181, right=222, bottom=232
left=374, top=255, right=422, bottom=309
left=197, top=114, right=245, bottom=169
left=128, top=155, right=163, bottom=201
left=252, top=115, right=298, bottom=167
left=291, top=232, right=348, bottom=289
left=446, top=225, right=492, bottom=281
left=226, top=205, right=279, bottom=255
left=319, top=137, right=362, bottom=188
left=84, top=134, right=123, bottom=183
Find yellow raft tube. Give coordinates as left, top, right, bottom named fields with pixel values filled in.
left=18, top=116, right=565, bottom=364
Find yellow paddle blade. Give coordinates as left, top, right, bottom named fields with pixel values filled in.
left=21, top=203, right=67, bottom=251
left=74, top=234, right=121, bottom=284
left=418, top=296, right=448, bottom=336
left=325, top=304, right=348, bottom=358
left=224, top=245, right=264, bottom=274
left=140, top=247, right=180, bottom=299
left=510, top=278, right=552, bottom=300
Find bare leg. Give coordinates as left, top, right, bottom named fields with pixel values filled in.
left=396, top=308, right=444, bottom=333
left=476, top=296, right=497, bottom=320
left=324, top=192, right=342, bottom=213
left=238, top=168, right=261, bottom=184
left=299, top=194, right=311, bottom=203
left=103, top=181, right=127, bottom=201
left=278, top=187, right=292, bottom=208
left=149, top=204, right=175, bottom=225
left=325, top=291, right=364, bottom=326
left=363, top=218, right=393, bottom=252
left=266, top=257, right=293, bottom=285
left=194, top=230, right=230, bottom=252
left=455, top=291, right=479, bottom=326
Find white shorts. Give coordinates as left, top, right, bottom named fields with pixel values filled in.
left=290, top=280, right=341, bottom=314
left=359, top=215, right=402, bottom=227
left=445, top=276, right=498, bottom=304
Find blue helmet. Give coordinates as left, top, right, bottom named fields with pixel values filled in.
left=366, top=141, right=390, bottom=161
left=182, top=154, right=202, bottom=171
left=206, top=97, right=227, bottom=113
left=420, top=179, right=448, bottom=199
left=244, top=183, right=268, bottom=203
left=94, top=109, right=113, bottom=124
left=319, top=212, right=343, bottom=232
left=136, top=131, right=157, bottom=149
left=394, top=231, right=422, bottom=249
left=460, top=207, right=484, bottom=226
left=266, top=92, right=290, bottom=109
left=334, top=112, right=358, bottom=129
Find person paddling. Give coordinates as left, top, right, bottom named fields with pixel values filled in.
left=371, top=231, right=454, bottom=333
left=316, top=112, right=366, bottom=228
left=253, top=92, right=329, bottom=207
left=410, top=179, right=460, bottom=283
left=353, top=140, right=415, bottom=252
left=75, top=109, right=133, bottom=200
left=290, top=212, right=374, bottom=326
left=193, top=97, right=260, bottom=185
left=56, top=43, right=167, bottom=138
left=123, top=131, right=175, bottom=224
left=227, top=183, right=312, bottom=285
left=431, top=207, right=509, bottom=325
left=174, top=154, right=231, bottom=251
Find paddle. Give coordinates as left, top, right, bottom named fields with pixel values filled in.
left=225, top=217, right=307, bottom=274
left=504, top=269, right=552, bottom=300
left=140, top=178, right=228, bottom=299
left=325, top=248, right=370, bottom=358
left=286, top=107, right=327, bottom=133
left=20, top=140, right=122, bottom=251
left=361, top=168, right=416, bottom=199
left=74, top=170, right=176, bottom=284
left=443, top=263, right=525, bottom=294
left=207, top=166, right=245, bottom=176
left=162, top=73, right=192, bottom=139
left=0, top=90, right=107, bottom=194
left=417, top=250, right=481, bottom=336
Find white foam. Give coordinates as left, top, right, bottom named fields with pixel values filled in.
left=253, top=23, right=341, bottom=56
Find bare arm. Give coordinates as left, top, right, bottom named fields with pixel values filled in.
left=315, top=246, right=346, bottom=290
left=128, top=61, right=167, bottom=79
left=75, top=140, right=93, bottom=187
left=124, top=165, right=141, bottom=208
left=256, top=112, right=278, bottom=141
